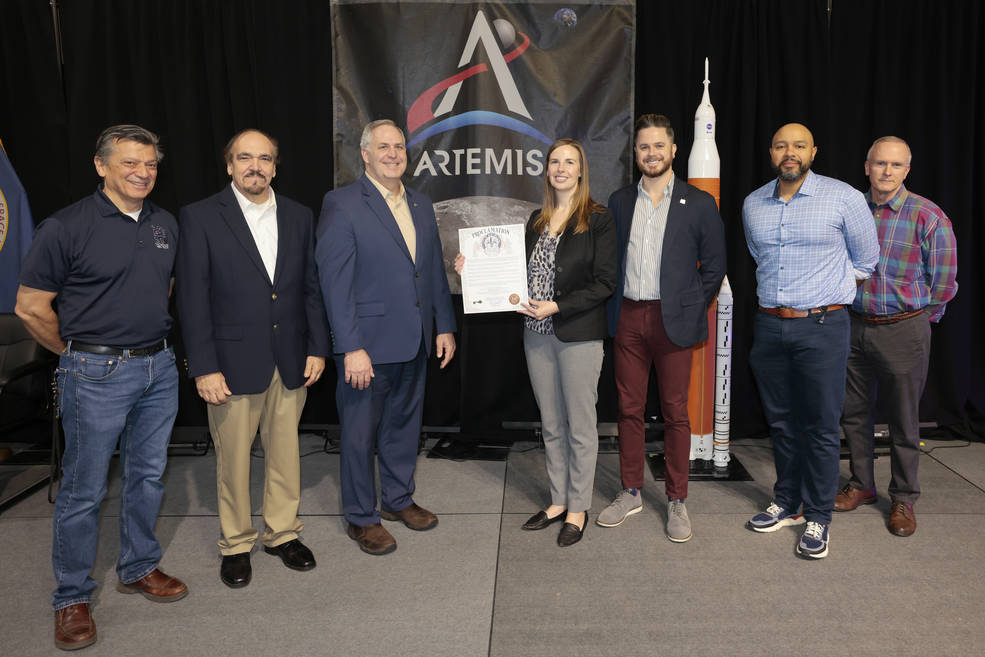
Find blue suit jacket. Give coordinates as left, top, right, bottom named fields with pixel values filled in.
left=176, top=185, right=330, bottom=394
left=606, top=176, right=727, bottom=347
left=315, top=174, right=456, bottom=363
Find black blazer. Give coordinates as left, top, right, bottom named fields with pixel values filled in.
left=525, top=208, right=618, bottom=342
left=176, top=186, right=330, bottom=395
left=606, top=176, right=727, bottom=347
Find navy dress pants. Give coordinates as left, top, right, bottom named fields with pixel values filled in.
left=750, top=308, right=850, bottom=524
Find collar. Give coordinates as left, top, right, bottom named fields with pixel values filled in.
left=95, top=184, right=154, bottom=220
left=769, top=169, right=818, bottom=200
left=865, top=184, right=908, bottom=211
left=636, top=174, right=675, bottom=202
left=230, top=182, right=277, bottom=215
left=365, top=172, right=406, bottom=203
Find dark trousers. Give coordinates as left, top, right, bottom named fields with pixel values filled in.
left=614, top=299, right=693, bottom=498
left=336, top=342, right=426, bottom=526
left=841, top=311, right=931, bottom=505
left=750, top=308, right=850, bottom=524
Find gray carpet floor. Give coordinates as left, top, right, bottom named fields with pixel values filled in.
left=1, top=435, right=983, bottom=657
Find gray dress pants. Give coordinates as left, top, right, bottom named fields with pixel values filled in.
left=841, top=311, right=931, bottom=504
left=523, top=328, right=604, bottom=512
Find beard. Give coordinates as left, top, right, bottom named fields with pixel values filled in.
left=774, top=157, right=812, bottom=182
left=638, top=157, right=672, bottom=179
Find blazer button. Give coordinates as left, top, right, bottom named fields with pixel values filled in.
left=273, top=323, right=279, bottom=330
left=557, top=266, right=563, bottom=273
left=416, top=301, right=421, bottom=307
left=416, top=272, right=420, bottom=278
left=271, top=293, right=278, bottom=300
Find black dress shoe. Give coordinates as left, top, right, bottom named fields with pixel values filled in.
left=220, top=553, right=251, bottom=588
left=264, top=539, right=316, bottom=571
left=557, top=513, right=586, bottom=547
left=522, top=509, right=568, bottom=530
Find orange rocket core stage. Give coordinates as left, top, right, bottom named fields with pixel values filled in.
left=686, top=177, right=721, bottom=443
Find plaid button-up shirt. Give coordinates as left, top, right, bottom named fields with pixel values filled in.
left=852, top=186, right=958, bottom=323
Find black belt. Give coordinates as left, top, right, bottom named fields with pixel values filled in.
left=70, top=340, right=166, bottom=357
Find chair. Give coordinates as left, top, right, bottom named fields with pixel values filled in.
left=0, top=312, right=55, bottom=437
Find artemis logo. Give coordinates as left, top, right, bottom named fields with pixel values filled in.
left=406, top=10, right=552, bottom=149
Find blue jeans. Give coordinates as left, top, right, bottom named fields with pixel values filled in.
left=51, top=344, right=178, bottom=610
left=750, top=309, right=849, bottom=524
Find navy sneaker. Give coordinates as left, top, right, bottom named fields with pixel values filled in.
left=797, top=521, right=830, bottom=559
left=748, top=502, right=806, bottom=533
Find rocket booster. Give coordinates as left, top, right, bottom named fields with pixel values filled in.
left=687, top=58, right=720, bottom=203
left=713, top=276, right=733, bottom=470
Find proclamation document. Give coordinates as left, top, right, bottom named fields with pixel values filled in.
left=458, top=224, right=528, bottom=314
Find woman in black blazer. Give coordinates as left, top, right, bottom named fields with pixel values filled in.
left=516, top=138, right=617, bottom=546
left=456, top=139, right=616, bottom=546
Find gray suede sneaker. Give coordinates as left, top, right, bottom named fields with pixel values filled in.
left=666, top=499, right=692, bottom=542
left=596, top=489, right=643, bottom=527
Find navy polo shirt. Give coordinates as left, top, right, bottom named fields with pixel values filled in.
left=19, top=187, right=178, bottom=346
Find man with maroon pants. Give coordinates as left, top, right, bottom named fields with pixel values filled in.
left=598, top=114, right=726, bottom=541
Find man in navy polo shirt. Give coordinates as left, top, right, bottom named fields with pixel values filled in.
left=16, top=124, right=188, bottom=651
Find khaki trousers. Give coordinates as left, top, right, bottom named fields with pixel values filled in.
left=207, top=368, right=306, bottom=555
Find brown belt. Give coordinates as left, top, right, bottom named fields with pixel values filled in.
left=759, top=305, right=845, bottom=319
left=849, top=308, right=925, bottom=325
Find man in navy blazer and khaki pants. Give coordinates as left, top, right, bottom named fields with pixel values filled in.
left=316, top=119, right=456, bottom=556
left=598, top=114, right=726, bottom=542
left=177, top=129, right=329, bottom=587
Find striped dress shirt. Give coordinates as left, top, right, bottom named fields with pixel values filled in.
left=624, top=176, right=674, bottom=300
left=742, top=170, right=879, bottom=310
left=852, top=186, right=957, bottom=322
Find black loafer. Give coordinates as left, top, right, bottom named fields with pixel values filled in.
left=263, top=539, right=316, bottom=571
left=557, top=514, right=586, bottom=547
left=220, top=553, right=251, bottom=588
left=522, top=509, right=567, bottom=530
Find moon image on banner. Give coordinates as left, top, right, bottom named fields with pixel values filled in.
left=434, top=196, right=539, bottom=294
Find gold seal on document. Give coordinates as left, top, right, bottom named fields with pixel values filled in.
left=509, top=294, right=520, bottom=305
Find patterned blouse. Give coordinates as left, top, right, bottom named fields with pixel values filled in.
left=525, top=231, right=560, bottom=334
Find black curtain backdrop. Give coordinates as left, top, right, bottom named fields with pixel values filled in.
left=1, top=0, right=981, bottom=439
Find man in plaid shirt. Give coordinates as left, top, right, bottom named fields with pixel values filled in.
left=835, top=136, right=958, bottom=537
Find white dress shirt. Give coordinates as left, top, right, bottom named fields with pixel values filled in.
left=231, top=183, right=278, bottom=282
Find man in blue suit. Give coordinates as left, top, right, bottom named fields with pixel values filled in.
left=176, top=129, right=329, bottom=587
left=598, top=114, right=726, bottom=542
left=316, top=119, right=456, bottom=556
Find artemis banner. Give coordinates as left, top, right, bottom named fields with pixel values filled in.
left=332, top=0, right=635, bottom=292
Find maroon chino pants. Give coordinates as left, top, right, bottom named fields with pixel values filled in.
left=614, top=299, right=693, bottom=499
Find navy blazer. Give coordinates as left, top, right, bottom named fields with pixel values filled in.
left=525, top=208, right=618, bottom=342
left=606, top=176, right=727, bottom=347
left=315, top=174, right=456, bottom=364
left=176, top=185, right=330, bottom=395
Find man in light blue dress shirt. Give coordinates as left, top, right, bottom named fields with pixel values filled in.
left=742, top=123, right=879, bottom=559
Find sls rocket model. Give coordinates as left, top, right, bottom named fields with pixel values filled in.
left=686, top=58, right=731, bottom=470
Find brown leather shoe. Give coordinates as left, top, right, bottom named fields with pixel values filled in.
left=347, top=522, right=397, bottom=555
left=888, top=502, right=917, bottom=537
left=380, top=502, right=438, bottom=531
left=54, top=603, right=96, bottom=651
left=833, top=484, right=877, bottom=511
left=115, top=568, right=188, bottom=602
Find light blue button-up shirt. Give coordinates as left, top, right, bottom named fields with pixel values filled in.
left=742, top=170, right=878, bottom=310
